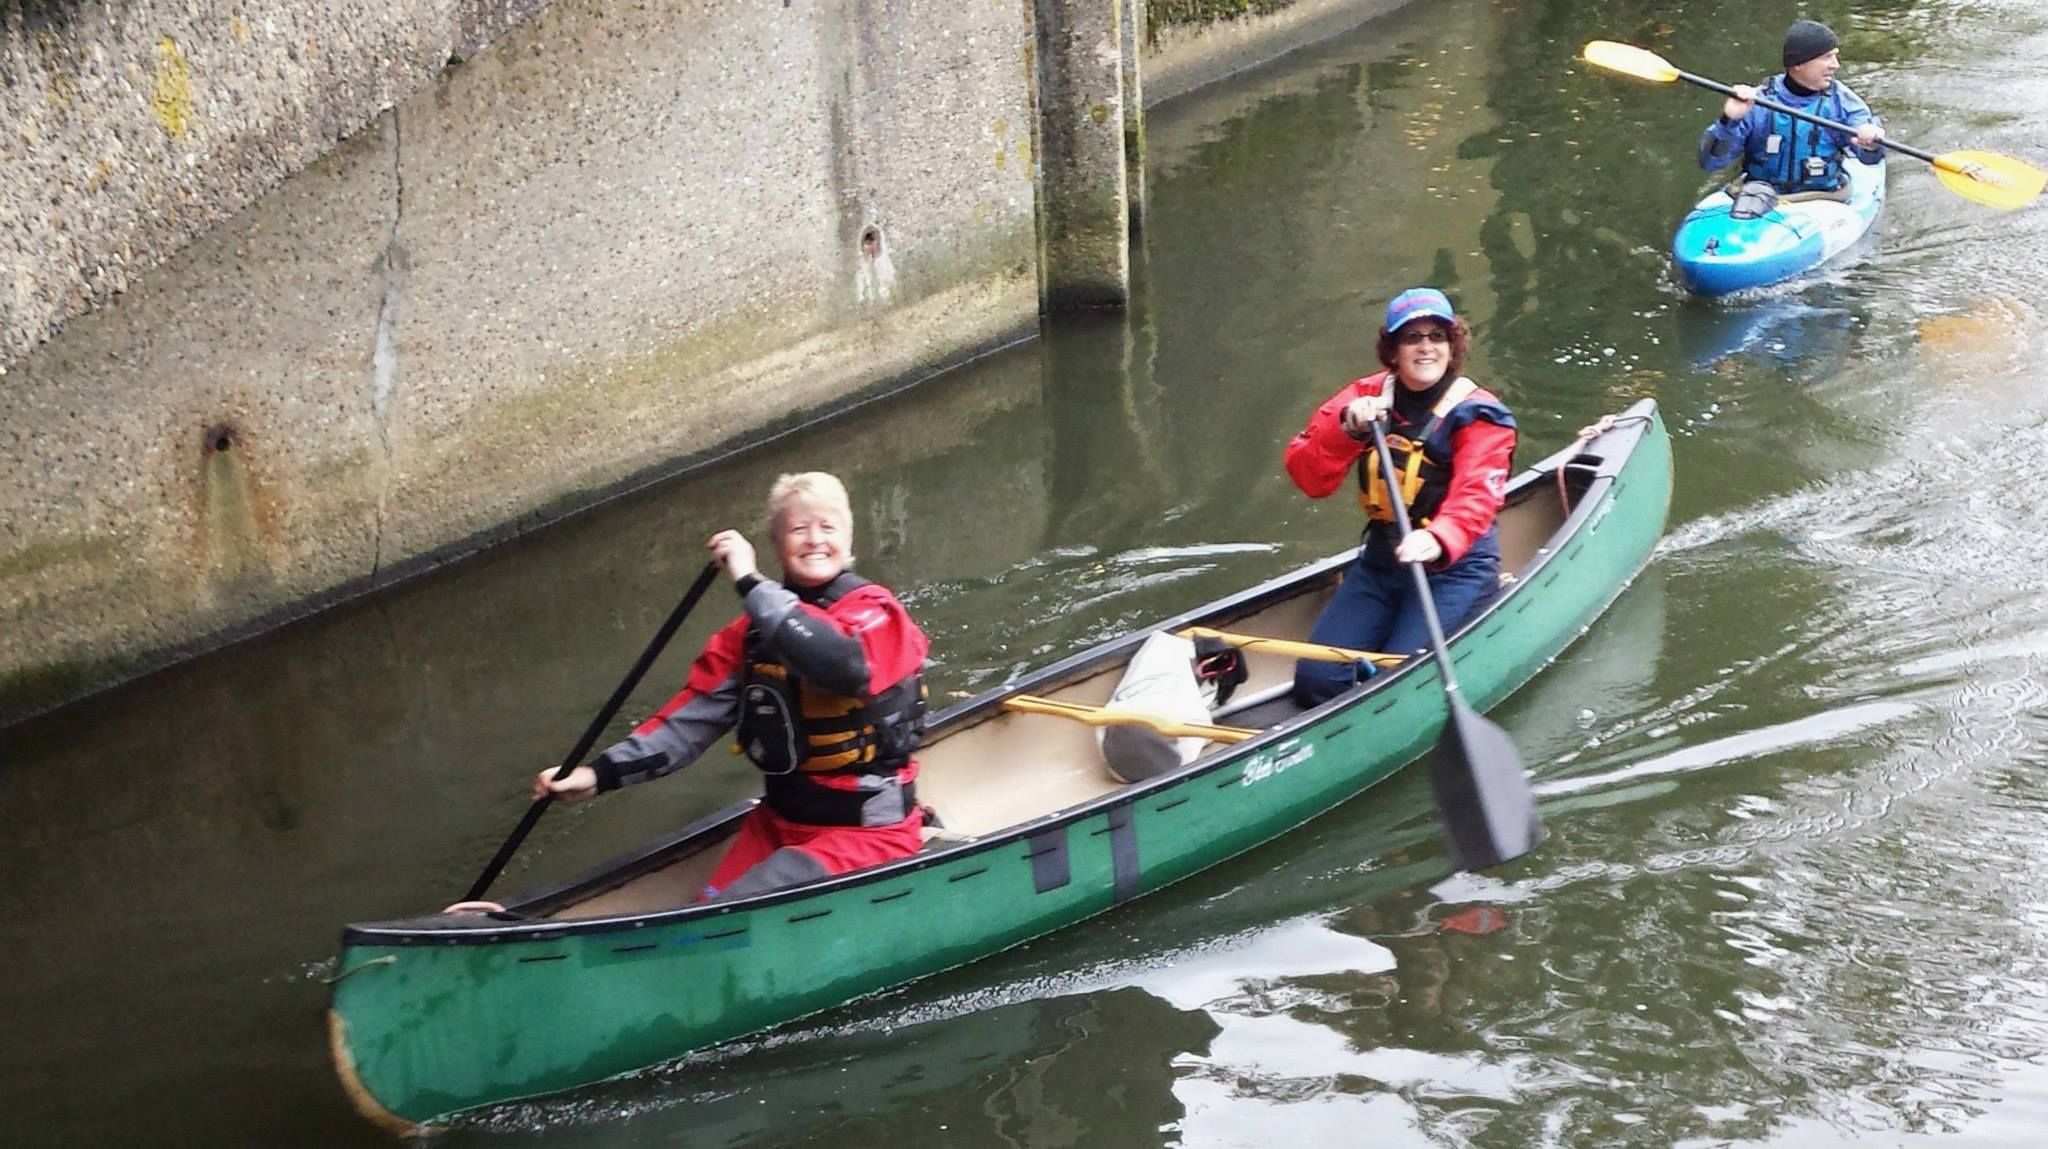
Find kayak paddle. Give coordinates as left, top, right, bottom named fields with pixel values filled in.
left=1368, top=420, right=1542, bottom=870
left=460, top=560, right=722, bottom=904
left=1581, top=39, right=2045, bottom=210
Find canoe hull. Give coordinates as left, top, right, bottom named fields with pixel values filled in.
left=330, top=402, right=1674, bottom=1128
left=1673, top=157, right=1884, bottom=296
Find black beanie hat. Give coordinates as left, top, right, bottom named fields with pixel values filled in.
left=1783, top=19, right=1839, bottom=68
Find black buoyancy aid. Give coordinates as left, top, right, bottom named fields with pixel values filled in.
left=736, top=573, right=927, bottom=778
left=1357, top=377, right=1479, bottom=526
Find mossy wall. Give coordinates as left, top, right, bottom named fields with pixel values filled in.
left=1149, top=0, right=1299, bottom=39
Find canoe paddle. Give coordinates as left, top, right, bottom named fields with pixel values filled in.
left=1581, top=40, right=2046, bottom=211
left=460, top=560, right=722, bottom=904
left=1368, top=420, right=1542, bottom=870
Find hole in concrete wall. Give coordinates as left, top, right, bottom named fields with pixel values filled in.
left=860, top=226, right=883, bottom=259
left=202, top=423, right=239, bottom=456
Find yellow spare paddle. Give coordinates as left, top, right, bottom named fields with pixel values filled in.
left=1581, top=40, right=2044, bottom=210
left=1002, top=694, right=1258, bottom=743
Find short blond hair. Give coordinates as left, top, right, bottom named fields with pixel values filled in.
left=767, top=471, right=852, bottom=534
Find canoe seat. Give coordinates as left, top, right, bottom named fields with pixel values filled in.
left=1175, top=626, right=1400, bottom=667
left=919, top=825, right=975, bottom=850
left=1210, top=681, right=1304, bottom=728
left=1001, top=694, right=1258, bottom=742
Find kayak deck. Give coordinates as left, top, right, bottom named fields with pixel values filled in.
left=1673, top=157, right=1884, bottom=295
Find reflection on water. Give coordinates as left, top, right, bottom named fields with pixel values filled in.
left=449, top=985, right=1221, bottom=1148
left=6, top=0, right=2048, bottom=1145
left=1674, top=294, right=1863, bottom=373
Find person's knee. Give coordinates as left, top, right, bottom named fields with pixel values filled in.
left=1433, top=564, right=1500, bottom=633
left=707, top=846, right=831, bottom=901
left=1293, top=660, right=1358, bottom=708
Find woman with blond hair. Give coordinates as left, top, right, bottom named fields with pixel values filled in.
left=532, top=472, right=930, bottom=900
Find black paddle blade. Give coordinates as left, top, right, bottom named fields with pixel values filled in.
left=1431, top=695, right=1543, bottom=870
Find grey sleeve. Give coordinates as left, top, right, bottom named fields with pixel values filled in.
left=742, top=580, right=870, bottom=697
left=589, top=671, right=742, bottom=790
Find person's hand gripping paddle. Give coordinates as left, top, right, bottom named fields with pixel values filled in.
left=1582, top=39, right=2044, bottom=210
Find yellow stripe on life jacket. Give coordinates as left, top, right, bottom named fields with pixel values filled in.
left=1359, top=377, right=1477, bottom=524
left=736, top=659, right=927, bottom=774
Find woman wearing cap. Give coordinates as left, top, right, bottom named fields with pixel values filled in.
left=1282, top=288, right=1516, bottom=707
left=1699, top=18, right=1885, bottom=195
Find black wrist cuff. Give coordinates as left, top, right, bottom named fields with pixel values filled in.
left=734, top=573, right=762, bottom=599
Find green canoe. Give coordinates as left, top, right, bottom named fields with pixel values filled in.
left=329, top=399, right=1672, bottom=1131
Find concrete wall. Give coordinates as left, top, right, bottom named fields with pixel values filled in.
left=0, top=0, right=1418, bottom=725
left=1, top=0, right=557, bottom=365
left=1, top=0, right=1041, bottom=721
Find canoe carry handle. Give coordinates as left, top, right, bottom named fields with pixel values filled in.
left=1175, top=626, right=1403, bottom=667
left=1002, top=694, right=1259, bottom=743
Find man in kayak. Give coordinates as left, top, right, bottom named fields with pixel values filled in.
left=1699, top=19, right=1886, bottom=197
left=1282, top=288, right=1516, bottom=706
left=532, top=472, right=931, bottom=900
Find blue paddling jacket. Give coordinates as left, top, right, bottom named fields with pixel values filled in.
left=1698, top=75, right=1884, bottom=193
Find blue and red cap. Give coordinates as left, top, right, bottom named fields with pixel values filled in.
left=1384, top=287, right=1457, bottom=333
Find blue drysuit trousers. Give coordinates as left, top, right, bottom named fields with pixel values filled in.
left=1292, top=540, right=1500, bottom=706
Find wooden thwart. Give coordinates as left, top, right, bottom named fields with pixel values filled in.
left=1002, top=694, right=1259, bottom=743
left=1176, top=625, right=1404, bottom=667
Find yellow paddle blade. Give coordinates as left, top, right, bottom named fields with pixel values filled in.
left=1581, top=40, right=1679, bottom=83
left=1931, top=150, right=2046, bottom=210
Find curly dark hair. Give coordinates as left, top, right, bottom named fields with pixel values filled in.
left=1375, top=316, right=1472, bottom=381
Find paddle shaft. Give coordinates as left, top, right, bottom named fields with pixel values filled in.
left=1367, top=417, right=1541, bottom=870
left=1676, top=69, right=1941, bottom=166
left=1366, top=421, right=1464, bottom=695
left=461, top=560, right=722, bottom=903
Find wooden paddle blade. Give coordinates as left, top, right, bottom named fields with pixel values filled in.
left=1932, top=150, right=2046, bottom=210
left=1581, top=40, right=1679, bottom=84
left=1431, top=696, right=1542, bottom=870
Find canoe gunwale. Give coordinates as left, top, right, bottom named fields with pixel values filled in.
left=340, top=402, right=1661, bottom=948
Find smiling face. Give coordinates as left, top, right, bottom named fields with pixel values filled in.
left=1392, top=320, right=1454, bottom=390
left=775, top=498, right=852, bottom=587
left=1786, top=48, right=1839, bottom=91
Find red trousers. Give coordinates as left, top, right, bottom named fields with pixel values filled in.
left=702, top=804, right=925, bottom=898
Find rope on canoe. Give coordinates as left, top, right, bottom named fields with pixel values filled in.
left=1559, top=413, right=1657, bottom=513
left=323, top=955, right=396, bottom=986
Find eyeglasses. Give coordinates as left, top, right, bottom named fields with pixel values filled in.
left=1398, top=327, right=1452, bottom=346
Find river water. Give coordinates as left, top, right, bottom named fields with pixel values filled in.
left=6, top=0, right=2048, bottom=1145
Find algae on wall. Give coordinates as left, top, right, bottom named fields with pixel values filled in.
left=1148, top=0, right=1298, bottom=39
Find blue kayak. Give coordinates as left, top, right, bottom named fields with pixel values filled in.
left=1672, top=157, right=1885, bottom=296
